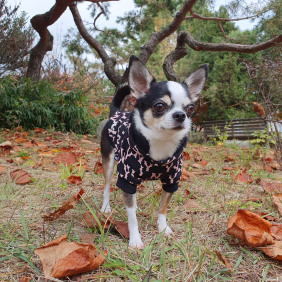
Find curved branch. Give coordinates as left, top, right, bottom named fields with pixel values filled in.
left=139, top=0, right=197, bottom=64
left=186, top=10, right=266, bottom=22
left=218, top=22, right=233, bottom=40
left=181, top=31, right=282, bottom=53
left=163, top=33, right=189, bottom=82
left=69, top=3, right=122, bottom=86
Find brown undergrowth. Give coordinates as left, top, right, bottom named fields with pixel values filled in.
left=0, top=129, right=282, bottom=281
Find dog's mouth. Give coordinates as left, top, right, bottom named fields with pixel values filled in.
left=172, top=125, right=184, bottom=130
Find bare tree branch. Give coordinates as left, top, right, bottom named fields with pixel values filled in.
left=218, top=21, right=233, bottom=40
left=94, top=2, right=106, bottom=32
left=186, top=9, right=266, bottom=22
left=139, top=0, right=198, bottom=64
left=181, top=31, right=282, bottom=53
left=69, top=2, right=121, bottom=86
left=163, top=32, right=189, bottom=82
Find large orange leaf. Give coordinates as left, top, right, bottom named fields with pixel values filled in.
left=42, top=189, right=85, bottom=221
left=34, top=234, right=108, bottom=278
left=10, top=169, right=33, bottom=184
left=53, top=152, right=78, bottom=166
left=227, top=210, right=274, bottom=247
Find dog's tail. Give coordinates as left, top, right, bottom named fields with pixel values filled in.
left=109, top=83, right=131, bottom=117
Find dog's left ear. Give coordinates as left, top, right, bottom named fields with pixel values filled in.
left=128, top=55, right=156, bottom=99
left=182, top=64, right=208, bottom=103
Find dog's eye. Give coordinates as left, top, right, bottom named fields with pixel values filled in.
left=154, top=103, right=165, bottom=112
left=187, top=104, right=195, bottom=114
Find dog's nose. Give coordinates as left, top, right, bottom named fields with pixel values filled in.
left=173, top=111, right=186, bottom=123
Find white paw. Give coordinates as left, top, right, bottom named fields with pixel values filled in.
left=129, top=235, right=144, bottom=249
left=101, top=203, right=111, bottom=213
left=157, top=214, right=173, bottom=236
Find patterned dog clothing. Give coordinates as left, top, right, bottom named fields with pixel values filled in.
left=106, top=111, right=187, bottom=194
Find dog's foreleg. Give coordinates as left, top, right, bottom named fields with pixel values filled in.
left=122, top=191, right=144, bottom=249
left=101, top=151, right=115, bottom=213
left=157, top=190, right=173, bottom=236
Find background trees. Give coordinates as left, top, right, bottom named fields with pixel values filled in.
left=0, top=0, right=34, bottom=77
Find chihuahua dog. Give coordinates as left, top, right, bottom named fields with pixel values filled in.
left=100, top=55, right=208, bottom=249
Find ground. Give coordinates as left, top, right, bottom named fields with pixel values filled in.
left=0, top=128, right=282, bottom=282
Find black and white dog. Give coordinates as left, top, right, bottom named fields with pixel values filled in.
left=100, top=55, right=208, bottom=249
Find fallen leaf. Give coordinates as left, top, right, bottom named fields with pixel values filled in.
left=258, top=241, right=282, bottom=260
left=114, top=220, right=130, bottom=238
left=185, top=189, right=196, bottom=199
left=94, top=159, right=103, bottom=174
left=10, top=169, right=33, bottom=184
left=0, top=166, right=6, bottom=173
left=182, top=151, right=190, bottom=160
left=201, top=160, right=208, bottom=167
left=83, top=212, right=112, bottom=229
left=194, top=155, right=203, bottom=162
left=271, top=225, right=282, bottom=239
left=81, top=233, right=95, bottom=244
left=261, top=180, right=282, bottom=193
left=42, top=189, right=85, bottom=221
left=67, top=175, right=83, bottom=185
left=34, top=128, right=46, bottom=133
left=34, top=234, right=108, bottom=278
left=0, top=141, right=12, bottom=157
left=18, top=276, right=30, bottom=282
left=53, top=152, right=78, bottom=166
left=225, top=154, right=236, bottom=162
left=253, top=148, right=262, bottom=160
left=215, top=250, right=233, bottom=271
left=82, top=139, right=93, bottom=144
left=258, top=213, right=277, bottom=222
left=183, top=198, right=202, bottom=213
left=180, top=168, right=190, bottom=181
left=232, top=171, right=253, bottom=183
left=222, top=166, right=237, bottom=171
left=83, top=212, right=129, bottom=238
left=191, top=163, right=202, bottom=169
left=227, top=210, right=274, bottom=247
left=273, top=194, right=282, bottom=216
left=60, top=146, right=76, bottom=152
left=263, top=164, right=273, bottom=173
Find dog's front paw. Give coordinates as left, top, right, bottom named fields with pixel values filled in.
left=129, top=233, right=144, bottom=249
left=158, top=214, right=173, bottom=236
left=101, top=203, right=111, bottom=213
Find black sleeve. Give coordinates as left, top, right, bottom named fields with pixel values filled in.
left=116, top=176, right=138, bottom=194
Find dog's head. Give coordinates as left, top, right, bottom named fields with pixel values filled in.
left=128, top=56, right=208, bottom=140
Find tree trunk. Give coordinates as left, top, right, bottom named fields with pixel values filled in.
left=26, top=30, right=53, bottom=81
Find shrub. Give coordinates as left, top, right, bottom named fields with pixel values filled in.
left=189, top=131, right=205, bottom=144
left=0, top=76, right=102, bottom=134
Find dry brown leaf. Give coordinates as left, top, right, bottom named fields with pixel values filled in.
left=114, top=220, right=130, bottom=238
left=34, top=234, right=108, bottom=278
left=201, top=160, right=208, bottom=167
left=94, top=159, right=103, bottom=174
left=0, top=166, right=6, bottom=173
left=253, top=148, right=262, bottom=160
left=194, top=155, right=203, bottom=162
left=34, top=128, right=46, bottom=133
left=10, top=169, right=33, bottom=184
left=83, top=212, right=129, bottom=238
left=18, top=277, right=30, bottom=282
left=42, top=189, right=85, bottom=221
left=183, top=198, right=202, bottom=213
left=222, top=166, right=237, bottom=171
left=227, top=210, right=274, bottom=247
left=60, top=146, right=76, bottom=152
left=261, top=180, right=282, bottom=193
left=258, top=241, right=282, bottom=260
left=253, top=102, right=265, bottom=117
left=80, top=233, right=95, bottom=244
left=191, top=163, right=202, bottom=169
left=66, top=175, right=83, bottom=185
left=273, top=194, right=282, bottom=216
left=182, top=151, right=191, bottom=160
left=180, top=168, right=190, bottom=181
left=257, top=213, right=277, bottom=222
left=0, top=141, right=12, bottom=157
left=53, top=152, right=78, bottom=166
left=185, top=189, right=196, bottom=199
left=232, top=171, right=253, bottom=183
left=82, top=139, right=93, bottom=144
left=215, top=250, right=233, bottom=271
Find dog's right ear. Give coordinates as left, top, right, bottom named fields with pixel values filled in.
left=128, top=55, right=156, bottom=99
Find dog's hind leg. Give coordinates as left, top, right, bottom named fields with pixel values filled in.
left=157, top=191, right=173, bottom=236
left=122, top=191, right=144, bottom=249
left=101, top=127, right=115, bottom=213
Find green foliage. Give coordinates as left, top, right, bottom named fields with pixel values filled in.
left=251, top=127, right=277, bottom=146
left=0, top=76, right=101, bottom=134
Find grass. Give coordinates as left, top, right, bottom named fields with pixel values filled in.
left=0, top=129, right=282, bottom=281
